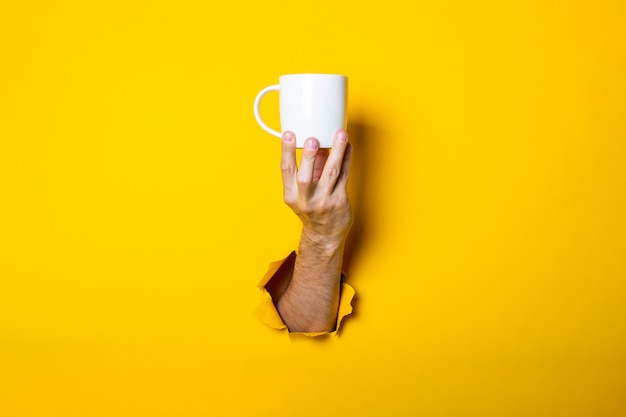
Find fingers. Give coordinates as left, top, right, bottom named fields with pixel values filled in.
left=281, top=131, right=297, bottom=195
left=296, top=137, right=320, bottom=196
left=319, top=130, right=349, bottom=192
left=334, top=142, right=353, bottom=193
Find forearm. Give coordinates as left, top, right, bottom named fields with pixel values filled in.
left=276, top=231, right=345, bottom=332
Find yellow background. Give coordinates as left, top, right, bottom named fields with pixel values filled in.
left=1, top=1, right=625, bottom=416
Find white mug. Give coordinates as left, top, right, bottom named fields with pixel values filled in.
left=253, top=74, right=347, bottom=148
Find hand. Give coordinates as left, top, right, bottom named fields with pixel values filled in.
left=280, top=130, right=353, bottom=250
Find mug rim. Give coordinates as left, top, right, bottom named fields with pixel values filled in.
left=279, top=73, right=347, bottom=79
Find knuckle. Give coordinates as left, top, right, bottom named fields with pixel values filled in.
left=319, top=198, right=334, bottom=214
left=319, top=205, right=331, bottom=216
left=302, top=151, right=317, bottom=161
left=296, top=176, right=310, bottom=187
left=326, top=167, right=340, bottom=179
left=300, top=202, right=314, bottom=215
left=283, top=192, right=296, bottom=206
left=281, top=162, right=294, bottom=175
left=329, top=196, right=347, bottom=211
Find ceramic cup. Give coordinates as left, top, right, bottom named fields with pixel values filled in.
left=253, top=74, right=347, bottom=148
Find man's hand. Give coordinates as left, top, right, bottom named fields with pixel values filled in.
left=280, top=129, right=353, bottom=250
left=275, top=129, right=353, bottom=333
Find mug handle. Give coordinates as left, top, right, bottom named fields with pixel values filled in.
left=253, top=85, right=282, bottom=139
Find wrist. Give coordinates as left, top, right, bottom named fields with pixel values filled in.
left=300, top=228, right=346, bottom=255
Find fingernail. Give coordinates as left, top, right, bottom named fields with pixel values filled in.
left=305, top=138, right=318, bottom=151
left=283, top=132, right=294, bottom=143
left=337, top=130, right=348, bottom=142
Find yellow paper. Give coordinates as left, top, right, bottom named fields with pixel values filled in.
left=254, top=252, right=355, bottom=337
